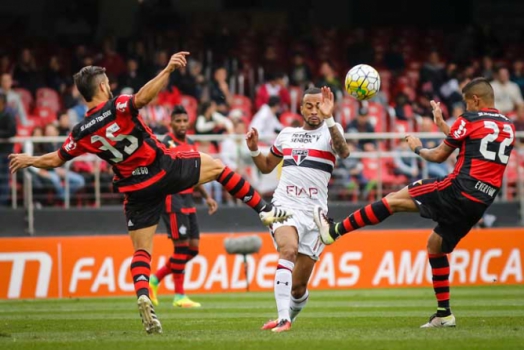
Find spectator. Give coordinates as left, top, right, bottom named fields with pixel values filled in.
left=0, top=73, right=28, bottom=125
left=172, top=62, right=199, bottom=99
left=189, top=60, right=206, bottom=99
left=481, top=56, right=495, bottom=81
left=346, top=107, right=375, bottom=149
left=419, top=50, right=445, bottom=94
left=393, top=139, right=419, bottom=182
left=220, top=119, right=252, bottom=175
left=13, top=48, right=42, bottom=93
left=26, top=124, right=85, bottom=204
left=140, top=95, right=170, bottom=134
left=419, top=118, right=448, bottom=178
left=491, top=66, right=524, bottom=114
left=45, top=55, right=67, bottom=93
left=413, top=93, right=434, bottom=119
left=439, top=63, right=463, bottom=110
left=255, top=71, right=291, bottom=111
left=207, top=66, right=233, bottom=114
left=346, top=28, right=374, bottom=67
left=393, top=92, right=414, bottom=121
left=97, top=39, right=125, bottom=78
left=57, top=111, right=72, bottom=136
left=71, top=45, right=88, bottom=74
left=260, top=45, right=280, bottom=78
left=384, top=41, right=405, bottom=73
left=513, top=104, right=524, bottom=143
left=195, top=101, right=233, bottom=140
left=249, top=96, right=282, bottom=142
left=0, top=54, right=13, bottom=75
left=335, top=141, right=369, bottom=194
left=118, top=58, right=146, bottom=93
left=511, top=59, right=524, bottom=97
left=0, top=93, right=16, bottom=206
left=157, top=83, right=181, bottom=108
left=447, top=103, right=465, bottom=127
left=316, top=61, right=343, bottom=99
left=63, top=84, right=87, bottom=125
left=288, top=52, right=312, bottom=88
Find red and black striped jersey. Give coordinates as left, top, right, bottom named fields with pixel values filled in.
left=58, top=95, right=166, bottom=191
left=443, top=108, right=515, bottom=205
left=163, top=133, right=198, bottom=213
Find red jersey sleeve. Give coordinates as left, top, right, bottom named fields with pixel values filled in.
left=114, top=94, right=139, bottom=118
left=444, top=117, right=471, bottom=149
left=58, top=133, right=87, bottom=161
left=270, top=131, right=284, bottom=158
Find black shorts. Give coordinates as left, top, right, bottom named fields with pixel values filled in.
left=162, top=212, right=200, bottom=240
left=124, top=152, right=201, bottom=230
left=408, top=178, right=488, bottom=253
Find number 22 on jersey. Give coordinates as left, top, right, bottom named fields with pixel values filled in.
left=479, top=121, right=514, bottom=164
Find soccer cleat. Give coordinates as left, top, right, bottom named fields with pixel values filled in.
left=261, top=319, right=279, bottom=330
left=420, top=313, right=456, bottom=328
left=271, top=319, right=292, bottom=333
left=259, top=206, right=293, bottom=226
left=173, top=295, right=201, bottom=308
left=313, top=206, right=338, bottom=245
left=137, top=295, right=163, bottom=334
left=149, top=275, right=159, bottom=306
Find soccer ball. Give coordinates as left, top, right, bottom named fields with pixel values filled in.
left=344, top=64, right=381, bottom=100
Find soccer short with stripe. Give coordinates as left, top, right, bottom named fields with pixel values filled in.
left=162, top=212, right=200, bottom=240
left=270, top=208, right=325, bottom=260
left=408, top=177, right=487, bottom=253
left=123, top=151, right=201, bottom=231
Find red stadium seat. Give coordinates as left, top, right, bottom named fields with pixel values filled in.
left=231, top=94, right=252, bottom=120
left=179, top=95, right=198, bottom=125
left=33, top=106, right=57, bottom=125
left=14, top=88, right=33, bottom=112
left=36, top=87, right=61, bottom=113
left=279, top=112, right=302, bottom=128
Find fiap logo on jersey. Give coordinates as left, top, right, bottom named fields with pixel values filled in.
left=291, top=149, right=309, bottom=165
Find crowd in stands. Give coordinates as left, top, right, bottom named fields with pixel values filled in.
left=1, top=23, right=524, bottom=206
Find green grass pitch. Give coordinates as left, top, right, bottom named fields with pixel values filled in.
left=1, top=285, right=523, bottom=350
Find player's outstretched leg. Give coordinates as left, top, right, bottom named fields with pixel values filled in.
left=313, top=186, right=418, bottom=244
left=421, top=232, right=456, bottom=328
left=198, top=153, right=292, bottom=226
left=130, top=227, right=162, bottom=334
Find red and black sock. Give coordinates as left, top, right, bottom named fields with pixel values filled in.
left=171, top=242, right=189, bottom=295
left=217, top=167, right=270, bottom=213
left=130, top=249, right=151, bottom=298
left=330, top=198, right=393, bottom=238
left=429, top=253, right=451, bottom=316
left=187, top=246, right=199, bottom=262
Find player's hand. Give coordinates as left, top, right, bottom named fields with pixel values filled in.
left=165, top=52, right=190, bottom=73
left=405, top=135, right=422, bottom=152
left=245, top=127, right=259, bottom=151
left=319, top=86, right=335, bottom=119
left=206, top=198, right=218, bottom=215
left=430, top=100, right=445, bottom=127
left=8, top=153, right=33, bottom=173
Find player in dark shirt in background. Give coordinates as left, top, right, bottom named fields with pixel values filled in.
left=149, top=105, right=218, bottom=308
left=8, top=52, right=292, bottom=334
left=313, top=78, right=515, bottom=328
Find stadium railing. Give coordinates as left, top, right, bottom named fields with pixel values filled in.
left=2, top=132, right=523, bottom=235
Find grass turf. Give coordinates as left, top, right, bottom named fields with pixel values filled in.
left=1, top=285, right=523, bottom=350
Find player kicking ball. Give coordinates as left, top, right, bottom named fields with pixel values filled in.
left=149, top=105, right=218, bottom=308
left=246, top=87, right=349, bottom=332
left=8, top=52, right=292, bottom=334
left=313, top=78, right=515, bottom=328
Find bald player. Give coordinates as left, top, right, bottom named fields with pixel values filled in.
left=313, top=77, right=515, bottom=328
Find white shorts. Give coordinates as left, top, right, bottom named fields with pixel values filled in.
left=270, top=209, right=325, bottom=260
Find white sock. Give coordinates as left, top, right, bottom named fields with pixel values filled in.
left=274, top=259, right=294, bottom=322
left=289, top=290, right=309, bottom=322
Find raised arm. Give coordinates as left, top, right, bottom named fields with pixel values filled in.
left=405, top=135, right=455, bottom=164
left=430, top=100, right=450, bottom=136
left=245, top=127, right=282, bottom=174
left=9, top=151, right=65, bottom=173
left=319, top=86, right=350, bottom=158
left=134, top=52, right=189, bottom=109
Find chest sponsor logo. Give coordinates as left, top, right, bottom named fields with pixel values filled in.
left=292, top=149, right=309, bottom=165
left=291, top=133, right=321, bottom=143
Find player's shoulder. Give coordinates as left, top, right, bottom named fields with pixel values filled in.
left=461, top=109, right=511, bottom=123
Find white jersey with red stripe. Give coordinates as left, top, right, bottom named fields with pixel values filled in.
left=269, top=122, right=343, bottom=211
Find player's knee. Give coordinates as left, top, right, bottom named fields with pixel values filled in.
left=210, top=159, right=225, bottom=179
left=291, top=284, right=307, bottom=299
left=279, top=246, right=298, bottom=262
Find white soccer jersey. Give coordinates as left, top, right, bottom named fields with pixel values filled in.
left=270, top=122, right=343, bottom=211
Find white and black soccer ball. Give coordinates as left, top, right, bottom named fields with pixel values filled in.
left=344, top=64, right=381, bottom=101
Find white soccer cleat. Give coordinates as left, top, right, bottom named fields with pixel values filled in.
left=313, top=206, right=337, bottom=245
left=420, top=313, right=456, bottom=328
left=137, top=295, right=163, bottom=334
left=259, top=206, right=293, bottom=226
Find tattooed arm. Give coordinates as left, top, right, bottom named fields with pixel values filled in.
left=318, top=86, right=350, bottom=158
left=329, top=125, right=350, bottom=158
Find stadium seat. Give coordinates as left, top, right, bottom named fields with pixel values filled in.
left=231, top=94, right=253, bottom=120
left=279, top=112, right=302, bottom=128
left=36, top=88, right=61, bottom=113
left=14, top=87, right=33, bottom=112
left=33, top=106, right=57, bottom=125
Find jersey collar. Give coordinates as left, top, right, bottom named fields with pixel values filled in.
left=85, top=101, right=107, bottom=117
left=480, top=107, right=500, bottom=113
